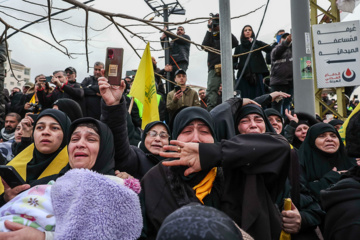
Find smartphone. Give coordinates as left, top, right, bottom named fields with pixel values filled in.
left=105, top=48, right=124, bottom=86
left=0, top=166, right=26, bottom=188
left=354, top=95, right=358, bottom=99
left=174, top=85, right=181, bottom=92
left=45, top=76, right=52, bottom=82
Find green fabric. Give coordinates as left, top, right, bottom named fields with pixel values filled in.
left=206, top=69, right=221, bottom=111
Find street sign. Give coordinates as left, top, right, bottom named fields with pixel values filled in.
left=313, top=20, right=360, bottom=88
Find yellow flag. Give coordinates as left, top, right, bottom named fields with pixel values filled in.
left=129, top=43, right=159, bottom=129
left=339, top=104, right=360, bottom=145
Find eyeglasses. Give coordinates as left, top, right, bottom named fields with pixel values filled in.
left=146, top=130, right=169, bottom=139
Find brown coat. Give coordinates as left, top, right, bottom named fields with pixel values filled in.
left=166, top=86, right=200, bottom=117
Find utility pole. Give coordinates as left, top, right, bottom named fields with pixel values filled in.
left=290, top=0, right=316, bottom=115
left=163, top=6, right=171, bottom=93
left=219, top=0, right=233, bottom=102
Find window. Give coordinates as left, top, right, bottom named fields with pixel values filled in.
left=17, top=82, right=21, bottom=86
left=10, top=82, right=14, bottom=86
left=10, top=74, right=14, bottom=77
left=24, top=78, right=29, bottom=82
left=24, top=69, right=30, bottom=75
left=4, top=83, right=6, bottom=88
left=17, top=75, right=21, bottom=79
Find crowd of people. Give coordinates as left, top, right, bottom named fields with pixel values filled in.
left=0, top=16, right=359, bottom=240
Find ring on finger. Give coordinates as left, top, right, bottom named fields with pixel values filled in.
left=177, top=147, right=181, bottom=153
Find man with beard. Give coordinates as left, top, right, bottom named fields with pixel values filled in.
left=81, top=62, right=104, bottom=119
left=0, top=113, right=20, bottom=142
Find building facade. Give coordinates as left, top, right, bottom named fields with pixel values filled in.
left=4, top=50, right=31, bottom=90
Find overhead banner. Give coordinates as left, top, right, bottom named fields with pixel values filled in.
left=312, top=20, right=360, bottom=88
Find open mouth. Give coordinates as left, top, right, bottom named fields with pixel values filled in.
left=40, top=139, right=51, bottom=143
left=74, top=152, right=88, bottom=157
left=151, top=144, right=162, bottom=148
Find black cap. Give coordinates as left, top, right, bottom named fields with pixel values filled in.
left=281, top=33, right=290, bottom=39
left=65, top=67, right=77, bottom=74
left=175, top=69, right=186, bottom=76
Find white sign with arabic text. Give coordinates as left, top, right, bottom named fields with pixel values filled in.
left=312, top=20, right=360, bottom=88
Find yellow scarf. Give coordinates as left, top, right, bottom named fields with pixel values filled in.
left=0, top=144, right=69, bottom=194
left=192, top=167, right=217, bottom=204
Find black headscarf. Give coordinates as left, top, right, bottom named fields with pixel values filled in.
left=53, top=98, right=83, bottom=122
left=30, top=117, right=115, bottom=186
left=299, top=123, right=355, bottom=183
left=156, top=203, right=244, bottom=240
left=27, top=109, right=71, bottom=183
left=172, top=107, right=216, bottom=141
left=234, top=104, right=275, bottom=134
left=68, top=117, right=115, bottom=175
left=139, top=121, right=170, bottom=162
left=264, top=108, right=283, bottom=124
left=170, top=107, right=217, bottom=187
left=328, top=119, right=344, bottom=127
left=284, top=112, right=319, bottom=149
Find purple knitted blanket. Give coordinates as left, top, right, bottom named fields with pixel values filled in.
left=51, top=169, right=142, bottom=240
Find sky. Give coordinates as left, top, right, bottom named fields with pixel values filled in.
left=0, top=0, right=359, bottom=90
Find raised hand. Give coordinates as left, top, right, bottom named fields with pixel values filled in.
left=98, top=69, right=125, bottom=106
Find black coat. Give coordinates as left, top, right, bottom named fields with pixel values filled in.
left=202, top=31, right=238, bottom=70
left=100, top=97, right=155, bottom=179
left=37, top=81, right=86, bottom=114
left=161, top=33, right=190, bottom=65
left=234, top=39, right=272, bottom=78
left=81, top=75, right=101, bottom=119
left=140, top=163, right=223, bottom=240
left=199, top=133, right=291, bottom=240
left=270, top=40, right=293, bottom=86
left=321, top=173, right=360, bottom=240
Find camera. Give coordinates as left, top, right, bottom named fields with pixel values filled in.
left=209, top=13, right=219, bottom=29
left=27, top=103, right=42, bottom=113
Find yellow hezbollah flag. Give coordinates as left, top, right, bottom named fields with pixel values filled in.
left=339, top=104, right=360, bottom=145
left=129, top=43, right=159, bottom=129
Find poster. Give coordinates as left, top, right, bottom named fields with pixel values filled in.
left=300, top=56, right=313, bottom=80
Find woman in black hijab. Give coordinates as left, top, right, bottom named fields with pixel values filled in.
left=53, top=98, right=83, bottom=122
left=234, top=104, right=275, bottom=134
left=0, top=109, right=71, bottom=205
left=299, top=122, right=356, bottom=200
left=284, top=111, right=319, bottom=149
left=140, top=107, right=224, bottom=239
left=234, top=25, right=272, bottom=99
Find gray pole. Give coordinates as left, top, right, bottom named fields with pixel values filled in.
left=219, top=0, right=233, bottom=101
left=290, top=0, right=315, bottom=115
left=163, top=6, right=171, bottom=93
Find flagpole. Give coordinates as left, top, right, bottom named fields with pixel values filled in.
left=128, top=97, right=135, bottom=114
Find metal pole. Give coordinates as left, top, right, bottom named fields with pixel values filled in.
left=290, top=0, right=315, bottom=115
left=163, top=6, right=171, bottom=93
left=219, top=0, right=233, bottom=101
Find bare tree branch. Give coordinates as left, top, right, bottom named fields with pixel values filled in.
left=0, top=17, right=69, bottom=56
left=47, top=0, right=70, bottom=56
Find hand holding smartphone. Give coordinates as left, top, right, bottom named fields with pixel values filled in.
left=0, top=166, right=26, bottom=188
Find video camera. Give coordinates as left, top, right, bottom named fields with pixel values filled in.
left=209, top=13, right=219, bottom=29
left=27, top=103, right=42, bottom=113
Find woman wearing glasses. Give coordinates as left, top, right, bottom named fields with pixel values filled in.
left=98, top=75, right=170, bottom=180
